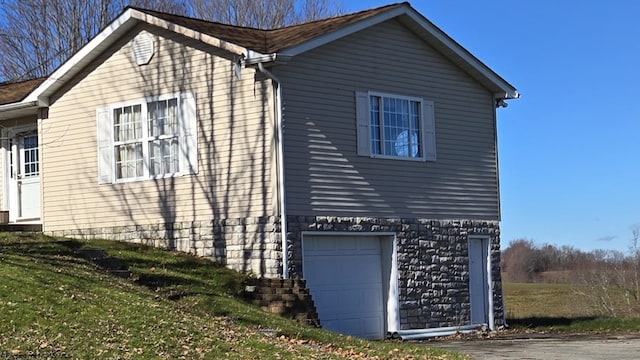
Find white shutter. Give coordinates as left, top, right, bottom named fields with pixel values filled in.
left=422, top=100, right=436, bottom=161
left=355, top=91, right=370, bottom=156
left=179, top=92, right=198, bottom=174
left=96, top=107, right=113, bottom=184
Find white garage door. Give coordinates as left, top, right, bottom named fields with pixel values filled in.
left=303, top=235, right=384, bottom=339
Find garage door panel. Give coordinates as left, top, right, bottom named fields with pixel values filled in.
left=305, top=254, right=380, bottom=277
left=303, top=235, right=385, bottom=340
left=357, top=237, right=381, bottom=251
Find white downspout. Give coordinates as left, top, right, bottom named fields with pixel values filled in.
left=257, top=62, right=288, bottom=279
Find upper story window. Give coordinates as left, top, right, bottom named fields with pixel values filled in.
left=96, top=93, right=198, bottom=184
left=355, top=91, right=436, bottom=161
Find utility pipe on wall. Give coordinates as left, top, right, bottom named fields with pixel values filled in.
left=256, top=62, right=288, bottom=279
left=388, top=324, right=487, bottom=341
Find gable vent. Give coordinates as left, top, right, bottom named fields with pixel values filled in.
left=131, top=33, right=154, bottom=65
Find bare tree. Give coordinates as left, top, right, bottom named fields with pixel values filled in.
left=188, top=0, right=342, bottom=29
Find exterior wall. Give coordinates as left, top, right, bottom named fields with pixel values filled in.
left=275, top=19, right=500, bottom=220
left=40, top=25, right=279, bottom=276
left=286, top=215, right=504, bottom=329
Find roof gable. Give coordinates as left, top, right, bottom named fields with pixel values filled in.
left=6, top=2, right=517, bottom=109
left=135, top=3, right=518, bottom=99
left=134, top=3, right=405, bottom=54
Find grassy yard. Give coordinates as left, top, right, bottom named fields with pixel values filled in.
left=0, top=232, right=462, bottom=359
left=503, top=282, right=640, bottom=333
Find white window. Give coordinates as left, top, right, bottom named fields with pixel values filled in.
left=355, top=91, right=436, bottom=161
left=96, top=93, right=198, bottom=184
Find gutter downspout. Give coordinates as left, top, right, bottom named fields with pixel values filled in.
left=257, top=62, right=288, bottom=279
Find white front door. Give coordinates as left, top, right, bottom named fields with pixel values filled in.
left=8, top=131, right=41, bottom=222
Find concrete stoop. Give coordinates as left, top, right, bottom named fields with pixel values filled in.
left=243, top=278, right=321, bottom=327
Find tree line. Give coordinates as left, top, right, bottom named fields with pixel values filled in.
left=0, top=0, right=342, bottom=82
left=502, top=232, right=640, bottom=284
left=502, top=229, right=640, bottom=317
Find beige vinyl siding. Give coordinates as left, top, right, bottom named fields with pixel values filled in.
left=275, top=19, right=500, bottom=220
left=42, top=25, right=275, bottom=231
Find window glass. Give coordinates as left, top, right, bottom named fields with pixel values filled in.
left=115, top=143, right=143, bottom=179
left=148, top=98, right=177, bottom=136
left=370, top=95, right=422, bottom=158
left=370, top=95, right=381, bottom=154
left=112, top=97, right=179, bottom=180
left=149, top=138, right=179, bottom=175
left=23, top=135, right=39, bottom=177
left=114, top=105, right=142, bottom=142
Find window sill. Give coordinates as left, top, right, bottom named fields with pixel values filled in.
left=110, top=172, right=186, bottom=184
left=369, top=154, right=429, bottom=162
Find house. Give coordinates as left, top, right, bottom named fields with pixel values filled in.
left=0, top=2, right=518, bottom=339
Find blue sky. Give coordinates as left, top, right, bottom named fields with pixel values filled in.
left=346, top=0, right=640, bottom=252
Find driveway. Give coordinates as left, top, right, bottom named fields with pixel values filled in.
left=430, top=333, right=640, bottom=360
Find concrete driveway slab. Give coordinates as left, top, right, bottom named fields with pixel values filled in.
left=431, top=334, right=640, bottom=360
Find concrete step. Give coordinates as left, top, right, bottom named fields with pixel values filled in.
left=0, top=224, right=42, bottom=232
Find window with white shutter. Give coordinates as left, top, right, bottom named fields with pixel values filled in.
left=96, top=92, right=198, bottom=184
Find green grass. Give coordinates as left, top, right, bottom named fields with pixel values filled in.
left=0, top=232, right=462, bottom=359
left=503, top=282, right=640, bottom=333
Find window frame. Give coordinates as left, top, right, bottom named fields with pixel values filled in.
left=97, top=92, right=198, bottom=185
left=356, top=90, right=436, bottom=162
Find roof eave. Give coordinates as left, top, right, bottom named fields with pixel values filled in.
left=0, top=100, right=39, bottom=120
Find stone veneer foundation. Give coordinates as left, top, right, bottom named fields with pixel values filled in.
left=47, top=215, right=504, bottom=329
left=47, top=216, right=284, bottom=278
left=286, top=216, right=504, bottom=329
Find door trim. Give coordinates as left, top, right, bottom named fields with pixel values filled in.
left=3, top=124, right=41, bottom=223
left=468, top=235, right=494, bottom=329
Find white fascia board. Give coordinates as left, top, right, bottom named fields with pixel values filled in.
left=244, top=50, right=271, bottom=64
left=0, top=101, right=38, bottom=112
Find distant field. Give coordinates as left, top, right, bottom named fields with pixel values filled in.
left=502, top=282, right=640, bottom=332
left=503, top=282, right=593, bottom=319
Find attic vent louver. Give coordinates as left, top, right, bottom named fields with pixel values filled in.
left=132, top=33, right=154, bottom=65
